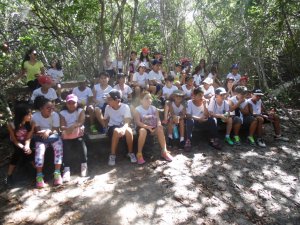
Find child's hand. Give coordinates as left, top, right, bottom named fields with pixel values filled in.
left=161, top=119, right=168, bottom=125
left=23, top=147, right=32, bottom=155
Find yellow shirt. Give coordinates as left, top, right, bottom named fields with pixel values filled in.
left=23, top=61, right=44, bottom=82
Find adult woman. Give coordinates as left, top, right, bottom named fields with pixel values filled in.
left=19, top=48, right=45, bottom=91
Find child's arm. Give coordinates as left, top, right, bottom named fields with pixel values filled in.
left=7, top=123, right=26, bottom=149
left=23, top=122, right=35, bottom=153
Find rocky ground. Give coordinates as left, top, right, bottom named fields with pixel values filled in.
left=0, top=118, right=300, bottom=225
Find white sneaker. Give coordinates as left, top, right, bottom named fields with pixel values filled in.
left=62, top=167, right=71, bottom=183
left=257, top=138, right=266, bottom=148
left=81, top=163, right=88, bottom=177
left=128, top=153, right=137, bottom=163
left=274, top=135, right=289, bottom=142
left=108, top=155, right=116, bottom=166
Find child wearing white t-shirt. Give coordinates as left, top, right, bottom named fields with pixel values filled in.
left=181, top=76, right=194, bottom=100
left=113, top=74, right=133, bottom=103
left=100, top=90, right=137, bottom=166
left=60, top=94, right=87, bottom=182
left=31, top=75, right=57, bottom=102
left=200, top=77, right=215, bottom=102
left=132, top=63, right=149, bottom=98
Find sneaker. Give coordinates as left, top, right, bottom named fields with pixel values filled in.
left=257, top=138, right=266, bottom=148
left=136, top=153, right=145, bottom=165
left=81, top=163, right=88, bottom=177
left=54, top=171, right=63, bottom=186
left=90, top=125, right=98, bottom=134
left=36, top=175, right=45, bottom=188
left=167, top=137, right=173, bottom=148
left=108, top=154, right=116, bottom=166
left=179, top=140, right=185, bottom=150
left=247, top=136, right=256, bottom=146
left=127, top=153, right=137, bottom=163
left=184, top=139, right=192, bottom=151
left=225, top=137, right=234, bottom=146
left=233, top=136, right=241, bottom=145
left=62, top=167, right=71, bottom=182
left=161, top=150, right=173, bottom=162
left=274, top=135, right=289, bottom=142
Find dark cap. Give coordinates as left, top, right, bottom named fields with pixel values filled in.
left=235, top=86, right=248, bottom=95
left=252, top=88, right=264, bottom=96
left=152, top=59, right=162, bottom=65
left=108, top=89, right=122, bottom=100
left=231, top=63, right=239, bottom=69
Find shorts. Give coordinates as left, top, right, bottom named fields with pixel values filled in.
left=107, top=125, right=122, bottom=139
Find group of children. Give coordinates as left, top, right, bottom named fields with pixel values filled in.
left=6, top=50, right=289, bottom=188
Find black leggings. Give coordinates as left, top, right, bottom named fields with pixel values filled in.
left=10, top=145, right=34, bottom=166
left=63, top=138, right=87, bottom=167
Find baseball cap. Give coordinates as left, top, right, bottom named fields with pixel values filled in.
left=66, top=94, right=78, bottom=103
left=152, top=59, right=162, bottom=65
left=108, top=89, right=122, bottom=100
left=227, top=74, right=235, bottom=80
left=235, top=86, right=248, bottom=95
left=252, top=88, right=264, bottom=96
left=203, top=77, right=213, bottom=85
left=38, top=75, right=52, bottom=85
left=142, top=47, right=149, bottom=54
left=215, top=87, right=227, bottom=95
left=240, top=75, right=249, bottom=82
left=138, top=62, right=146, bottom=68
left=231, top=63, right=239, bottom=69
left=172, top=90, right=185, bottom=96
left=78, top=75, right=86, bottom=82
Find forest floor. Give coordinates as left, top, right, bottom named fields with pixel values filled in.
left=0, top=113, right=300, bottom=225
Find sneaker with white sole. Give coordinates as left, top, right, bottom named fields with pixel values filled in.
left=108, top=154, right=116, bottom=166
left=127, top=153, right=137, bottom=163
left=274, top=135, right=289, bottom=142
left=63, top=167, right=71, bottom=183
left=81, top=163, right=88, bottom=177
left=257, top=138, right=266, bottom=148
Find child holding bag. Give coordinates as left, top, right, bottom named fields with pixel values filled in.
left=60, top=94, right=87, bottom=182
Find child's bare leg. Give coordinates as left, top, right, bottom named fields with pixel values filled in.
left=111, top=129, right=120, bottom=155
left=95, top=107, right=105, bottom=127
left=179, top=119, right=185, bottom=138
left=125, top=128, right=134, bottom=153
left=156, top=125, right=167, bottom=151
left=137, top=128, right=147, bottom=154
left=256, top=117, right=264, bottom=137
left=226, top=117, right=233, bottom=135
left=272, top=114, right=281, bottom=135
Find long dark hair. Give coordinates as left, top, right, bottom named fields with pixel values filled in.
left=50, top=59, right=62, bottom=70
left=13, top=103, right=32, bottom=132
left=140, top=52, right=150, bottom=62
left=21, top=48, right=36, bottom=69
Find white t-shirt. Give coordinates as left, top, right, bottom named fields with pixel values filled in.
left=31, top=87, right=58, bottom=101
left=141, top=59, right=150, bottom=69
left=112, top=60, right=123, bottom=70
left=201, top=85, right=215, bottom=97
left=113, top=84, right=133, bottom=101
left=32, top=111, right=60, bottom=130
left=47, top=68, right=63, bottom=83
left=181, top=85, right=193, bottom=98
left=60, top=108, right=83, bottom=128
left=162, top=85, right=178, bottom=98
left=103, top=58, right=113, bottom=70
left=72, top=87, right=93, bottom=105
left=147, top=70, right=164, bottom=84
left=104, top=103, right=131, bottom=127
left=94, top=84, right=113, bottom=107
left=186, top=100, right=205, bottom=117
left=227, top=73, right=241, bottom=84
left=247, top=99, right=262, bottom=115
left=208, top=98, right=230, bottom=114
left=207, top=73, right=215, bottom=79
left=132, top=72, right=148, bottom=87
left=171, top=102, right=184, bottom=116
left=229, top=95, right=248, bottom=119
left=193, top=74, right=202, bottom=86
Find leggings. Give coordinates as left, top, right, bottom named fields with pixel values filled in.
left=63, top=137, right=87, bottom=167
left=10, top=145, right=34, bottom=166
left=186, top=117, right=218, bottom=140
left=35, top=139, right=63, bottom=167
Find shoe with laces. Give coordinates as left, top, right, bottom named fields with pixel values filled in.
left=36, top=175, right=45, bottom=188
left=108, top=154, right=116, bottom=166
left=225, top=137, right=234, bottom=146
left=247, top=136, right=256, bottom=146
left=90, top=125, right=98, bottom=134
left=161, top=150, right=173, bottom=162
left=257, top=138, right=266, bottom=148
left=136, top=153, right=145, bottom=165
left=128, top=153, right=137, bottom=163
left=81, top=163, right=88, bottom=177
left=54, top=171, right=63, bottom=186
left=63, top=167, right=71, bottom=182
left=274, top=135, right=289, bottom=142
left=233, top=136, right=241, bottom=145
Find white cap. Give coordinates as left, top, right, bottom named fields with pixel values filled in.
left=203, top=77, right=213, bottom=84
left=138, top=62, right=146, bottom=68
left=215, top=87, right=227, bottom=95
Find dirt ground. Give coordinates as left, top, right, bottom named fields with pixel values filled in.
left=0, top=119, right=300, bottom=225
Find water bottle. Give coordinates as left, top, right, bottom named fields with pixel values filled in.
left=173, top=125, right=179, bottom=139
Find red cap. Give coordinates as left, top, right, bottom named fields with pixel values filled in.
left=142, top=47, right=149, bottom=54
left=38, top=75, right=52, bottom=85
left=240, top=76, right=249, bottom=82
